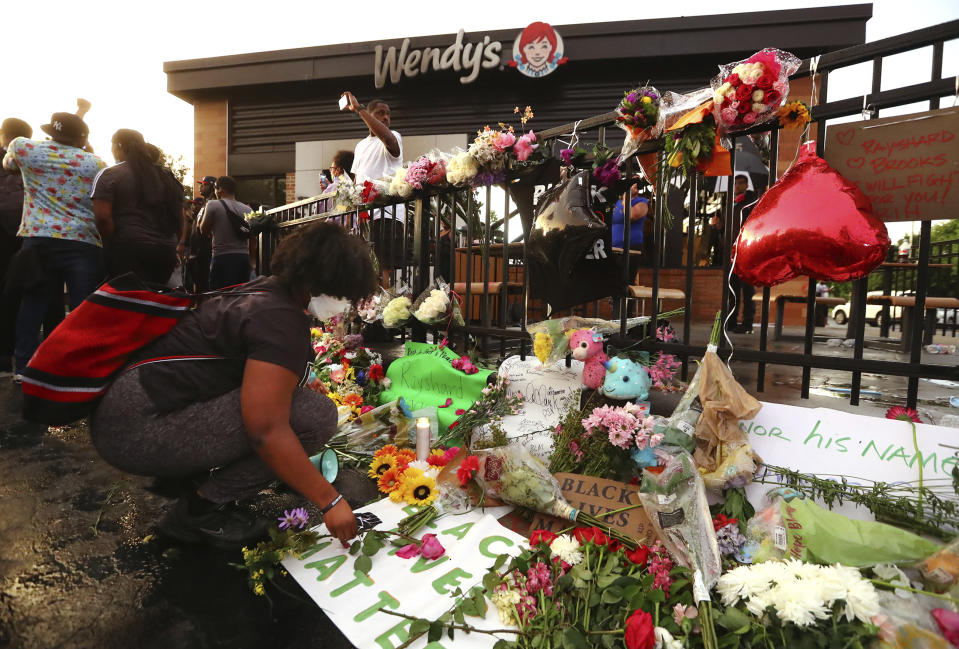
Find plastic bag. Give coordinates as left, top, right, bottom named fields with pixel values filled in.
left=693, top=348, right=762, bottom=476
left=411, top=277, right=465, bottom=328
left=639, top=448, right=722, bottom=598
left=744, top=487, right=941, bottom=567
left=920, top=536, right=959, bottom=592
left=356, top=287, right=391, bottom=324
left=711, top=48, right=802, bottom=135
left=404, top=149, right=449, bottom=191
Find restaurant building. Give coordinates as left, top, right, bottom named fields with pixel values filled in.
left=164, top=5, right=871, bottom=208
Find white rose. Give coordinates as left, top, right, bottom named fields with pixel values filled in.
left=752, top=89, right=765, bottom=102
left=726, top=89, right=736, bottom=99
left=752, top=102, right=765, bottom=113
left=713, top=92, right=725, bottom=106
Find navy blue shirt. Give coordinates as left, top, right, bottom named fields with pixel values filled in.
left=611, top=196, right=649, bottom=249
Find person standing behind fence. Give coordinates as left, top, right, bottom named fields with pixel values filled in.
left=198, top=175, right=252, bottom=289
left=341, top=92, right=405, bottom=283
left=2, top=112, right=107, bottom=381
left=91, top=129, right=184, bottom=283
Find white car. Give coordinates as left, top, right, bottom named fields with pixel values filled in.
left=831, top=291, right=902, bottom=327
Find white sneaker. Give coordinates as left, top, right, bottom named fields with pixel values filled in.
left=12, top=374, right=23, bottom=385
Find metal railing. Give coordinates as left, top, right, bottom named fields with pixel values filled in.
left=262, top=19, right=959, bottom=409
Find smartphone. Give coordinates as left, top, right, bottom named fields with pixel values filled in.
left=338, top=95, right=349, bottom=111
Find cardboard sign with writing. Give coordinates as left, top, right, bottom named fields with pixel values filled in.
left=380, top=342, right=492, bottom=432
left=529, top=473, right=656, bottom=545
left=825, top=107, right=959, bottom=221
left=741, top=401, right=959, bottom=520
left=473, top=356, right=584, bottom=461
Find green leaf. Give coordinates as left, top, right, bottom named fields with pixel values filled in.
left=354, top=554, right=372, bottom=574
left=564, top=627, right=587, bottom=649
left=428, top=621, right=443, bottom=643
left=600, top=586, right=623, bottom=604
left=493, top=553, right=509, bottom=571
left=447, top=626, right=455, bottom=640
left=409, top=619, right=430, bottom=638
left=493, top=641, right=511, bottom=649
left=453, top=607, right=465, bottom=625
left=596, top=574, right=618, bottom=589
left=458, top=599, right=477, bottom=617
left=349, top=540, right=361, bottom=556
left=471, top=590, right=488, bottom=617
left=646, top=588, right=666, bottom=603
left=716, top=607, right=752, bottom=631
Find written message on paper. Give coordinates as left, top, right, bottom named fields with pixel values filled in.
left=825, top=107, right=959, bottom=222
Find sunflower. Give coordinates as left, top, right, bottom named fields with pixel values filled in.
left=403, top=470, right=438, bottom=506
left=374, top=444, right=399, bottom=459
left=368, top=453, right=397, bottom=479
left=777, top=100, right=811, bottom=130
left=377, top=467, right=404, bottom=494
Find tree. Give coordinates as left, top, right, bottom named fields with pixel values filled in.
left=155, top=147, right=191, bottom=198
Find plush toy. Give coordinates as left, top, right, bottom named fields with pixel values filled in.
left=569, top=328, right=608, bottom=390
left=600, top=357, right=652, bottom=401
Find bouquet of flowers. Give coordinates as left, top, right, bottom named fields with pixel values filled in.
left=711, top=48, right=802, bottom=134
left=616, top=85, right=663, bottom=159
left=334, top=175, right=364, bottom=212
left=410, top=277, right=465, bottom=328
left=388, top=166, right=414, bottom=199
left=368, top=443, right=462, bottom=507
left=309, top=328, right=389, bottom=416
left=381, top=284, right=414, bottom=329
left=468, top=125, right=513, bottom=173
left=356, top=287, right=390, bottom=324
left=320, top=398, right=413, bottom=468
left=446, top=149, right=480, bottom=186
left=404, top=151, right=449, bottom=192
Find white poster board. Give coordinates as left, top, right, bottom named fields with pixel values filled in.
left=283, top=499, right=525, bottom=649
left=473, top=355, right=584, bottom=461
left=742, top=402, right=959, bottom=519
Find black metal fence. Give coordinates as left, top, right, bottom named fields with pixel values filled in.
left=262, top=19, right=959, bottom=409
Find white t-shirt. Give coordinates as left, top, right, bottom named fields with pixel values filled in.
left=352, top=131, right=405, bottom=223
left=352, top=131, right=403, bottom=185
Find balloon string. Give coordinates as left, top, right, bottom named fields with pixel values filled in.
left=724, top=195, right=760, bottom=373
left=782, top=55, right=822, bottom=176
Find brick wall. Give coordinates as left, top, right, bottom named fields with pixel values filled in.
left=194, top=99, right=228, bottom=181
left=285, top=172, right=296, bottom=204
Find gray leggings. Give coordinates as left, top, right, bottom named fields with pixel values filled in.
left=90, top=367, right=337, bottom=504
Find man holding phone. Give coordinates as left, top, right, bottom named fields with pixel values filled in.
left=340, top=92, right=405, bottom=283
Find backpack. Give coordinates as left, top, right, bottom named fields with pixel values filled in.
left=216, top=199, right=253, bottom=239
left=21, top=273, right=215, bottom=425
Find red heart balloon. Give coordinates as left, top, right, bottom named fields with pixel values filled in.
left=732, top=143, right=890, bottom=286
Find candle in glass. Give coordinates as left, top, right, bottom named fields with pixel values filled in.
left=415, top=417, right=431, bottom=461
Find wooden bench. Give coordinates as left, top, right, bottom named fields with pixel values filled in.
left=626, top=286, right=686, bottom=317
left=751, top=278, right=844, bottom=340
left=866, top=295, right=959, bottom=351
left=452, top=281, right=523, bottom=326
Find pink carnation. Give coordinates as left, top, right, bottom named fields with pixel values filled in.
left=513, top=132, right=538, bottom=161
left=742, top=112, right=758, bottom=125
left=491, top=131, right=516, bottom=151
left=720, top=108, right=738, bottom=124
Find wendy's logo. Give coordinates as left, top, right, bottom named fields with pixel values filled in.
left=510, top=22, right=567, bottom=79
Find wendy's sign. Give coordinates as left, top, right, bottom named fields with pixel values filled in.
left=372, top=23, right=568, bottom=88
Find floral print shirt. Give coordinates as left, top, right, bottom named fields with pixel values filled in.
left=2, top=137, right=107, bottom=246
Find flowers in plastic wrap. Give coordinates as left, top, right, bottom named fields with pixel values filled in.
left=711, top=48, right=801, bottom=133
left=356, top=288, right=389, bottom=324
left=512, top=131, right=538, bottom=161
left=383, top=296, right=412, bottom=329
left=389, top=166, right=413, bottom=198
left=446, top=149, right=479, bottom=186
left=616, top=85, right=663, bottom=159
left=639, top=448, right=721, bottom=649
left=582, top=403, right=662, bottom=451
left=468, top=125, right=512, bottom=172
left=410, top=278, right=464, bottom=328
left=404, top=154, right=447, bottom=191
left=333, top=176, right=363, bottom=212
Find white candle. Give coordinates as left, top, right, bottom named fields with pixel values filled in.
left=415, top=417, right=431, bottom=461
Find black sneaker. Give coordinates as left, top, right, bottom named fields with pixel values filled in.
left=158, top=497, right=269, bottom=551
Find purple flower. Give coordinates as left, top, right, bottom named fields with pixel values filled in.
left=278, top=507, right=310, bottom=530
left=343, top=334, right=364, bottom=350
left=593, top=159, right=622, bottom=188
left=626, top=92, right=639, bottom=104
left=560, top=148, right=574, bottom=166
left=716, top=522, right=746, bottom=556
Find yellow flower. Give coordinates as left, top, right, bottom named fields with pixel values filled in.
left=254, top=583, right=266, bottom=596
left=533, top=332, right=552, bottom=365
left=668, top=151, right=684, bottom=168
left=777, top=100, right=812, bottom=130
left=375, top=444, right=399, bottom=459
left=641, top=96, right=652, bottom=104
left=403, top=471, right=438, bottom=506
left=368, top=453, right=397, bottom=479
left=389, top=489, right=405, bottom=503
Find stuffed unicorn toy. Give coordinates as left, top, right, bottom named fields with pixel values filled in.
left=569, top=328, right=608, bottom=390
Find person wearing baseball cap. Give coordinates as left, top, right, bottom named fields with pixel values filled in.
left=2, top=110, right=107, bottom=381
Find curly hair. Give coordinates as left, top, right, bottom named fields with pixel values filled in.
left=270, top=222, right=377, bottom=301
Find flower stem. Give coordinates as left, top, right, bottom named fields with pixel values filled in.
left=910, top=421, right=924, bottom=517
left=870, top=579, right=959, bottom=604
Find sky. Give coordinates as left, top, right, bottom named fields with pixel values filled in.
left=2, top=0, right=957, bottom=239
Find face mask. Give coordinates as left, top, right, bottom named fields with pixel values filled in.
left=308, top=294, right=350, bottom=320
